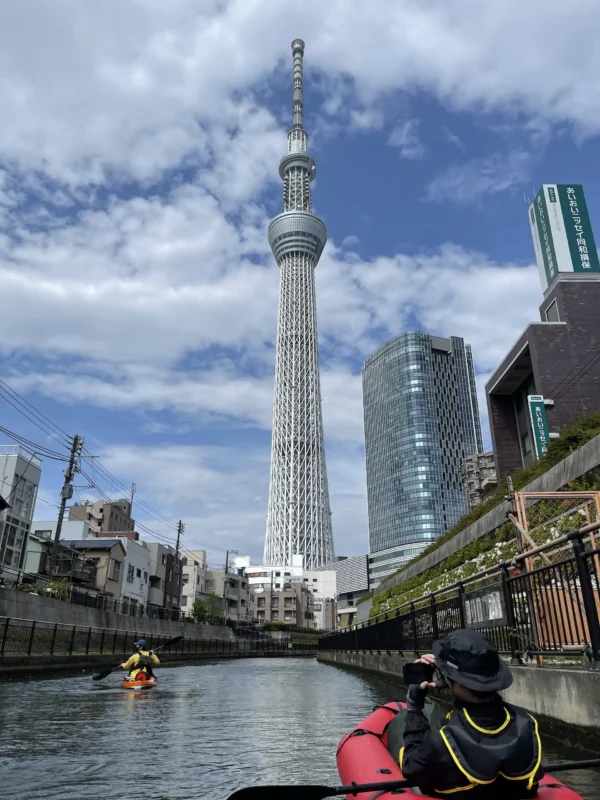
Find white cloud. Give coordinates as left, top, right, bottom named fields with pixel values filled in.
left=388, top=119, right=425, bottom=159
left=0, top=1, right=599, bottom=188
left=6, top=1, right=578, bottom=559
left=424, top=151, right=532, bottom=203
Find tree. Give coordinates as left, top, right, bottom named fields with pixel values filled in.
left=192, top=593, right=222, bottom=622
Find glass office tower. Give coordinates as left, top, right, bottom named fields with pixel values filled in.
left=363, top=332, right=483, bottom=588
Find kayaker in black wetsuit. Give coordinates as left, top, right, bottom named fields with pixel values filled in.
left=388, top=629, right=543, bottom=798
left=121, top=639, right=160, bottom=682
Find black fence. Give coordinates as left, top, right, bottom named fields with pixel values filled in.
left=319, top=531, right=600, bottom=668
left=0, top=617, right=317, bottom=659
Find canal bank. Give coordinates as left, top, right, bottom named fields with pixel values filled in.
left=0, top=615, right=316, bottom=677
left=318, top=651, right=600, bottom=751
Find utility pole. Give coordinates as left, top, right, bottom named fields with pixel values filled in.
left=223, top=549, right=238, bottom=622
left=175, top=519, right=184, bottom=607
left=48, top=435, right=84, bottom=574
left=130, top=482, right=136, bottom=517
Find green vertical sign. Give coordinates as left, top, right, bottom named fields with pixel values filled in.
left=528, top=395, right=550, bottom=459
left=532, top=188, right=558, bottom=288
left=557, top=184, right=600, bottom=274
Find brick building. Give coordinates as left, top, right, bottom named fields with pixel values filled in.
left=486, top=275, right=600, bottom=481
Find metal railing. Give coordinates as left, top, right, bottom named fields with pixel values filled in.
left=0, top=616, right=318, bottom=659
left=319, top=525, right=600, bottom=669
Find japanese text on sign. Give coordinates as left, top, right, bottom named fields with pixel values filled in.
left=537, top=194, right=556, bottom=279
left=566, top=187, right=591, bottom=269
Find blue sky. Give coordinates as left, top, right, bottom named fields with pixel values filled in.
left=1, top=0, right=599, bottom=563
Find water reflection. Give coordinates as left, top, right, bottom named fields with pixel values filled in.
left=0, top=658, right=598, bottom=800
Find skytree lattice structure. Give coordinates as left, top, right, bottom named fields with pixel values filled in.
left=263, top=39, right=334, bottom=570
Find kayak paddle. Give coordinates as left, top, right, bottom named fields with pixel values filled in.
left=225, top=758, right=600, bottom=800
left=226, top=779, right=410, bottom=800
left=92, top=635, right=183, bottom=681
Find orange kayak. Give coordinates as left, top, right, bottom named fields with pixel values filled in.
left=122, top=676, right=157, bottom=690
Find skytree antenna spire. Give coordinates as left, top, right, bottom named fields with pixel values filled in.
left=263, top=39, right=334, bottom=570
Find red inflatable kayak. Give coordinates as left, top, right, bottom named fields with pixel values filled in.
left=337, top=702, right=582, bottom=800
left=122, top=676, right=157, bottom=690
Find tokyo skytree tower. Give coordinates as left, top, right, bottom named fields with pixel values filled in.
left=263, top=39, right=334, bottom=570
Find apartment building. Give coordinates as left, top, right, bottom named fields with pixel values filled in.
left=69, top=499, right=134, bottom=534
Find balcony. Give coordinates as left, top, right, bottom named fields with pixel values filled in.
left=50, top=556, right=97, bottom=586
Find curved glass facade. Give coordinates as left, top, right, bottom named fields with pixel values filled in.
left=363, top=332, right=483, bottom=583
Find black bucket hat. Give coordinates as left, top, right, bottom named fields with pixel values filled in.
left=433, top=629, right=513, bottom=692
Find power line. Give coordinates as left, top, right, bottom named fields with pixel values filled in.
left=0, top=385, right=231, bottom=555
left=80, top=449, right=179, bottom=531
left=0, top=383, right=72, bottom=449
left=0, top=425, right=70, bottom=461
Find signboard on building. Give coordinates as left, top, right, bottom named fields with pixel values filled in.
left=462, top=582, right=507, bottom=629
left=529, top=184, right=600, bottom=291
left=528, top=395, right=550, bottom=459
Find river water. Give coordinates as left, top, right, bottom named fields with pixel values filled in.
left=0, top=658, right=599, bottom=800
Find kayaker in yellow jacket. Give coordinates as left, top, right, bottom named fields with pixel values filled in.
left=121, top=639, right=160, bottom=682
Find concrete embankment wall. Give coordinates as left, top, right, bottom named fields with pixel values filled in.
left=0, top=648, right=313, bottom=677
left=377, top=433, right=600, bottom=596
left=0, top=588, right=234, bottom=640
left=318, top=651, right=600, bottom=751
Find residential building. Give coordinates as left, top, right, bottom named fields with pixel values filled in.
left=318, top=554, right=370, bottom=628
left=363, top=332, right=483, bottom=588
left=254, top=581, right=314, bottom=627
left=164, top=550, right=182, bottom=612
left=61, top=539, right=126, bottom=598
left=487, top=184, right=600, bottom=481
left=205, top=562, right=254, bottom=621
left=31, top=519, right=90, bottom=541
left=0, top=446, right=41, bottom=583
left=146, top=542, right=181, bottom=612
left=312, top=597, right=336, bottom=630
left=245, top=554, right=304, bottom=595
left=181, top=550, right=207, bottom=614
left=69, top=499, right=134, bottom=534
left=24, top=530, right=97, bottom=589
left=462, top=452, right=497, bottom=509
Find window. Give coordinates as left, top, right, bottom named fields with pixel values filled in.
left=109, top=559, right=122, bottom=582
left=545, top=299, right=560, bottom=322
left=136, top=568, right=141, bottom=578
left=275, top=571, right=281, bottom=577
left=257, top=610, right=265, bottom=620
left=182, top=574, right=189, bottom=584
left=181, top=595, right=187, bottom=607
left=284, top=572, right=290, bottom=577
left=143, top=571, right=148, bottom=583
left=271, top=611, right=279, bottom=620
left=127, top=564, right=134, bottom=582
left=161, top=554, right=166, bottom=565
left=312, top=578, right=317, bottom=582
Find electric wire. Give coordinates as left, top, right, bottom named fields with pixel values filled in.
left=0, top=425, right=70, bottom=461
left=0, top=378, right=72, bottom=444
left=0, top=384, right=72, bottom=449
